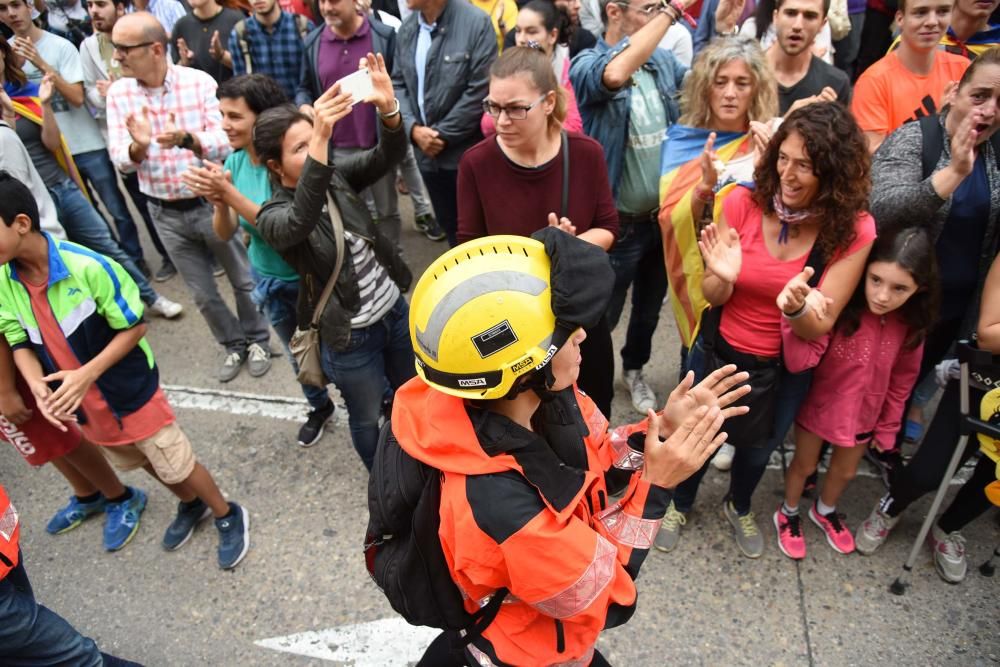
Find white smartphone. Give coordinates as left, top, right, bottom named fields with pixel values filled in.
left=336, top=68, right=374, bottom=107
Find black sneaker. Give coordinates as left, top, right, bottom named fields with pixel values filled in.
left=419, top=215, right=446, bottom=242
left=162, top=498, right=211, bottom=551
left=414, top=213, right=431, bottom=233
left=154, top=260, right=177, bottom=282
left=215, top=502, right=250, bottom=570
left=137, top=258, right=152, bottom=279
left=297, top=401, right=335, bottom=448
left=865, top=447, right=902, bottom=489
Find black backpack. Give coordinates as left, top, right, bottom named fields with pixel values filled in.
left=364, top=420, right=508, bottom=644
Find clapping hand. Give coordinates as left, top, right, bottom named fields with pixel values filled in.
left=126, top=106, right=153, bottom=148
left=699, top=132, right=720, bottom=190
left=176, top=37, right=195, bottom=65
left=643, top=405, right=728, bottom=489
left=182, top=161, right=231, bottom=203
left=209, top=30, right=225, bottom=61
left=698, top=223, right=742, bottom=284
left=660, top=364, right=751, bottom=434
left=38, top=73, right=55, bottom=105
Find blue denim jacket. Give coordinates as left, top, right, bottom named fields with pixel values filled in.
left=570, top=37, right=687, bottom=201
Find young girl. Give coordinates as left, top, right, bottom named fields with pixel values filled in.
left=773, top=227, right=939, bottom=559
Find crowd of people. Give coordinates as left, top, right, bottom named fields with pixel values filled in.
left=0, top=0, right=999, bottom=661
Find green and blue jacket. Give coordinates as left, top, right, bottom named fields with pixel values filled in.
left=0, top=233, right=159, bottom=422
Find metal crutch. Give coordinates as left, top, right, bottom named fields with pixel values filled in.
left=889, top=342, right=1000, bottom=595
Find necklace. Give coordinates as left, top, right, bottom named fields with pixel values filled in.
left=772, top=193, right=813, bottom=244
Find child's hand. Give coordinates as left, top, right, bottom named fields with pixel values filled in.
left=777, top=266, right=814, bottom=315
left=25, top=378, right=72, bottom=432
left=804, top=288, right=834, bottom=321
left=42, top=367, right=96, bottom=419
left=0, top=389, right=32, bottom=425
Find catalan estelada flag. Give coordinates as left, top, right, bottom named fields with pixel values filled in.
left=5, top=81, right=89, bottom=201
left=657, top=124, right=747, bottom=349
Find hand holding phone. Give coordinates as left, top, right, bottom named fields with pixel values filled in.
left=335, top=68, right=374, bottom=107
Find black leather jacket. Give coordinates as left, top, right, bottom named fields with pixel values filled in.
left=256, top=122, right=411, bottom=351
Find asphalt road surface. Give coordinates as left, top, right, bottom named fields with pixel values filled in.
left=3, top=200, right=998, bottom=666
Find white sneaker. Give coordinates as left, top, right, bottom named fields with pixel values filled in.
left=927, top=524, right=968, bottom=583
left=148, top=295, right=183, bottom=319
left=623, top=369, right=657, bottom=414
left=712, top=443, right=735, bottom=471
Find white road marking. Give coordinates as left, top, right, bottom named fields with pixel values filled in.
left=163, top=384, right=348, bottom=426
left=254, top=617, right=439, bottom=664
left=163, top=383, right=971, bottom=484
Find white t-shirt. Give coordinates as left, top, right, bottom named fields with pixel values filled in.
left=0, top=123, right=66, bottom=239
left=658, top=23, right=693, bottom=67
left=21, top=31, right=106, bottom=155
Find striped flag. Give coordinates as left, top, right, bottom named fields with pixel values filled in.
left=657, top=124, right=747, bottom=348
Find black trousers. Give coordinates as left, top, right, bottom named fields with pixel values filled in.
left=420, top=168, right=459, bottom=248
left=579, top=316, right=615, bottom=421
left=418, top=631, right=613, bottom=666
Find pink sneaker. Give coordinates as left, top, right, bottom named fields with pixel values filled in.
left=809, top=505, right=855, bottom=554
left=774, top=507, right=806, bottom=560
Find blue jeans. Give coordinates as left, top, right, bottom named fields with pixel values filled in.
left=320, top=295, right=416, bottom=470
left=47, top=179, right=158, bottom=305
left=73, top=149, right=145, bottom=266
left=0, top=550, right=103, bottom=666
left=673, top=361, right=813, bottom=516
left=251, top=273, right=331, bottom=411
left=605, top=220, right=668, bottom=371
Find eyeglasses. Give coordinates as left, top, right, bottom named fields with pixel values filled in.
left=481, top=93, right=550, bottom=120
left=111, top=41, right=154, bottom=56
left=614, top=1, right=662, bottom=15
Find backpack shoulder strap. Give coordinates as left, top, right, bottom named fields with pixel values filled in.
left=295, top=13, right=310, bottom=40
left=919, top=114, right=945, bottom=181
left=235, top=19, right=252, bottom=74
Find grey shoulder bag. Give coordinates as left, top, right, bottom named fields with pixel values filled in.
left=289, top=192, right=346, bottom=388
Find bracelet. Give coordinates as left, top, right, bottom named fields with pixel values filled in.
left=379, top=98, right=401, bottom=120
left=782, top=303, right=810, bottom=320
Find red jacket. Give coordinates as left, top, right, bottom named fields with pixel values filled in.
left=392, top=379, right=672, bottom=666
left=0, top=483, right=20, bottom=579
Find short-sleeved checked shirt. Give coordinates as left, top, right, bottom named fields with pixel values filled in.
left=106, top=64, right=231, bottom=201
left=229, top=11, right=314, bottom=101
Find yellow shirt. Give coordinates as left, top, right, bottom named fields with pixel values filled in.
left=469, top=0, right=518, bottom=53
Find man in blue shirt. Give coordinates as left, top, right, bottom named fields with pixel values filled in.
left=229, top=0, right=314, bottom=100
left=570, top=0, right=687, bottom=416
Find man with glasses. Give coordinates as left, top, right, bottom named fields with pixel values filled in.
left=570, top=0, right=687, bottom=416
left=106, top=12, right=274, bottom=383
left=80, top=0, right=178, bottom=283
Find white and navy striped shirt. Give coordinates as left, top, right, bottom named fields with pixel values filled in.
left=345, top=231, right=399, bottom=328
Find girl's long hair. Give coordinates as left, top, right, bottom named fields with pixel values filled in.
left=837, top=227, right=939, bottom=349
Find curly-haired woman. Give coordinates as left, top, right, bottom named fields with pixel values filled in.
left=654, top=102, right=876, bottom=557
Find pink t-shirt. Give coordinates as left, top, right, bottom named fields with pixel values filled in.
left=717, top=186, right=876, bottom=358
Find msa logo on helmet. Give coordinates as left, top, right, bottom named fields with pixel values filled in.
left=458, top=377, right=488, bottom=388
left=533, top=344, right=558, bottom=371
left=510, top=356, right=535, bottom=373
left=471, top=320, right=519, bottom=358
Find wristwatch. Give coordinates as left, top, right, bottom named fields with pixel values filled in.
left=179, top=131, right=195, bottom=150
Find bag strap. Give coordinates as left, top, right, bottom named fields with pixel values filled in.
left=803, top=238, right=827, bottom=288
left=452, top=587, right=509, bottom=648
left=560, top=130, right=569, bottom=218
left=919, top=114, right=945, bottom=181
left=309, top=192, right=346, bottom=328
left=235, top=20, right=253, bottom=74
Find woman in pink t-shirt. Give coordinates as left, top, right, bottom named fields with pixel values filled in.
left=657, top=103, right=876, bottom=559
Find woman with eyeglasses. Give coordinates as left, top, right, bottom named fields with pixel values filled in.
left=457, top=45, right=619, bottom=418
left=482, top=0, right=583, bottom=134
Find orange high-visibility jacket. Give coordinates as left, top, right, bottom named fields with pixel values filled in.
left=0, top=483, right=21, bottom=579
left=392, top=379, right=672, bottom=666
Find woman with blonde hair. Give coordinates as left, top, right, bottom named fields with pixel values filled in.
left=457, top=45, right=619, bottom=416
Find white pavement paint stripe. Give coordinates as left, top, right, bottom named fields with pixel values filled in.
left=254, top=617, right=439, bottom=664
left=162, top=384, right=349, bottom=425
left=164, top=383, right=971, bottom=484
